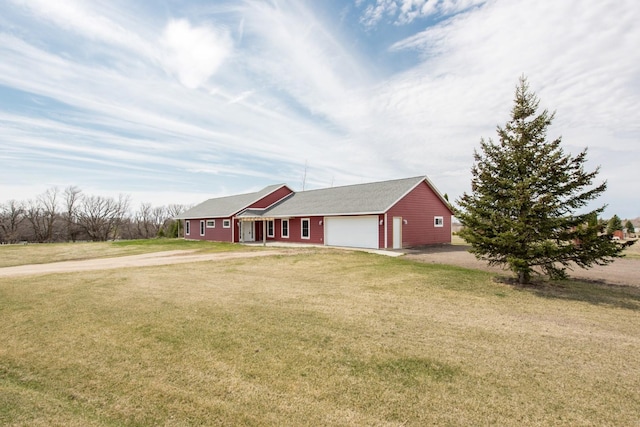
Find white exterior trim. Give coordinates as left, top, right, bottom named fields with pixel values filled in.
left=384, top=213, right=388, bottom=249
left=301, top=218, right=310, bottom=239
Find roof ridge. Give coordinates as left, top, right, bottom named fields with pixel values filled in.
left=298, top=175, right=425, bottom=193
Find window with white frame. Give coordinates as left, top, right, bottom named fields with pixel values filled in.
left=281, top=219, right=289, bottom=238
left=200, top=220, right=205, bottom=236
left=301, top=218, right=310, bottom=239
left=222, top=219, right=231, bottom=228
left=267, top=220, right=274, bottom=237
left=434, top=216, right=444, bottom=227
left=206, top=220, right=215, bottom=228
left=185, top=220, right=190, bottom=235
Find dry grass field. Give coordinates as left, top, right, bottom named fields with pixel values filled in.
left=1, top=241, right=639, bottom=425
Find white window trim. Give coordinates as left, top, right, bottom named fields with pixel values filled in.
left=185, top=220, right=190, bottom=236
left=200, top=220, right=205, bottom=236
left=281, top=219, right=289, bottom=238
left=267, top=220, right=274, bottom=238
left=301, top=218, right=310, bottom=240
left=206, top=219, right=215, bottom=228
left=222, top=219, right=231, bottom=228
left=434, top=216, right=444, bottom=227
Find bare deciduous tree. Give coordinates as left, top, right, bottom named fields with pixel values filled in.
left=40, top=187, right=59, bottom=242
left=0, top=200, right=25, bottom=243
left=24, top=198, right=46, bottom=243
left=1, top=188, right=189, bottom=243
left=76, top=194, right=130, bottom=241
left=64, top=186, right=83, bottom=242
left=24, top=187, right=60, bottom=243
left=135, top=203, right=154, bottom=239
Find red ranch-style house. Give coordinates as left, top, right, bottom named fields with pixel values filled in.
left=176, top=176, right=453, bottom=249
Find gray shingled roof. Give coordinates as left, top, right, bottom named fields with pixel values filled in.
left=176, top=184, right=286, bottom=219
left=264, top=176, right=429, bottom=217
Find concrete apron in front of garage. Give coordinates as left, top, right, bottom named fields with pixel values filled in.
left=241, top=241, right=404, bottom=257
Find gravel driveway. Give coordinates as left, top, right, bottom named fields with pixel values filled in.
left=404, top=245, right=640, bottom=287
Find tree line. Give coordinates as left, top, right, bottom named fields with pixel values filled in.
left=606, top=214, right=637, bottom=237
left=0, top=186, right=188, bottom=244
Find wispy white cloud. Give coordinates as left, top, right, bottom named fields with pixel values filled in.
left=239, top=1, right=371, bottom=121
left=360, top=0, right=486, bottom=26
left=387, top=0, right=640, bottom=150
left=160, top=19, right=232, bottom=89
left=1, top=0, right=639, bottom=218
left=8, top=0, right=158, bottom=62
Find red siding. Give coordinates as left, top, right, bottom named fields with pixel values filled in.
left=248, top=186, right=293, bottom=209
left=385, top=181, right=452, bottom=248
left=184, top=217, right=234, bottom=242
left=282, top=216, right=324, bottom=244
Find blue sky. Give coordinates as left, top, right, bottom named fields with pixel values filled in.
left=1, top=0, right=638, bottom=219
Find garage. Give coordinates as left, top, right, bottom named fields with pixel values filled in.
left=324, top=216, right=379, bottom=249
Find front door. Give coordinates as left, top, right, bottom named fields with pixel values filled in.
left=393, top=217, right=402, bottom=249
left=242, top=221, right=254, bottom=242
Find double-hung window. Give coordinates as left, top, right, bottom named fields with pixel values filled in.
left=301, top=218, right=310, bottom=239
left=200, top=220, right=205, bottom=236
left=281, top=219, right=289, bottom=238
left=185, top=220, right=190, bottom=235
left=267, top=220, right=274, bottom=237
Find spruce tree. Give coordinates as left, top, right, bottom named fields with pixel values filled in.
left=607, top=215, right=622, bottom=235
left=625, top=220, right=635, bottom=236
left=457, top=76, right=623, bottom=284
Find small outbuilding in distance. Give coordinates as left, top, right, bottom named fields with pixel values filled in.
left=176, top=176, right=453, bottom=249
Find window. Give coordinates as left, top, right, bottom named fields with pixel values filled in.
left=200, top=220, right=205, bottom=236
left=185, top=220, right=190, bottom=235
left=301, top=218, right=310, bottom=239
left=206, top=220, right=215, bottom=228
left=267, top=220, right=274, bottom=237
left=222, top=219, right=231, bottom=228
left=281, top=219, right=289, bottom=238
left=434, top=216, right=444, bottom=227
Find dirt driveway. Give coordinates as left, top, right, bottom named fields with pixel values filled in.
left=404, top=245, right=640, bottom=287
left=0, top=250, right=289, bottom=278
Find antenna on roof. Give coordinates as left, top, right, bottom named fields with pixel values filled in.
left=302, top=160, right=308, bottom=191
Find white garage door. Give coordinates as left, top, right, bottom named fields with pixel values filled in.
left=325, top=216, right=379, bottom=249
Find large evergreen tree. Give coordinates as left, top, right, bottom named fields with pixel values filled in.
left=607, top=215, right=623, bottom=235
left=456, top=76, right=623, bottom=284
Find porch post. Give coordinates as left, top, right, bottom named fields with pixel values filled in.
left=263, top=220, right=266, bottom=246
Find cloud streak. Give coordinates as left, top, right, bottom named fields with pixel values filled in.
left=0, top=0, right=638, bottom=218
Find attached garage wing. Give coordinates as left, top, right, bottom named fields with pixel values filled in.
left=324, top=216, right=379, bottom=249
